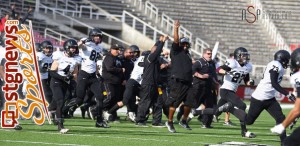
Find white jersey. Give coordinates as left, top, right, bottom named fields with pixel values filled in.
left=290, top=72, right=300, bottom=96
left=53, top=50, right=82, bottom=64
left=37, top=52, right=53, bottom=79
left=252, top=60, right=285, bottom=100
left=130, top=56, right=145, bottom=84
left=56, top=54, right=78, bottom=77
left=52, top=50, right=64, bottom=61
left=79, top=41, right=103, bottom=73
left=220, top=59, right=253, bottom=92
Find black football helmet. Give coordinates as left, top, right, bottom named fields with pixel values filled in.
left=89, top=28, right=103, bottom=43
left=290, top=48, right=300, bottom=73
left=274, top=50, right=290, bottom=69
left=234, top=47, right=250, bottom=65
left=35, top=43, right=41, bottom=52
left=129, top=45, right=140, bottom=58
left=179, top=37, right=191, bottom=49
left=40, top=40, right=53, bottom=56
left=63, top=39, right=78, bottom=57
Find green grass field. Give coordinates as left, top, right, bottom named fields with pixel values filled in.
left=0, top=108, right=298, bottom=146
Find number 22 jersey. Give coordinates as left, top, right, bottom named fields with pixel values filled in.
left=220, top=58, right=253, bottom=92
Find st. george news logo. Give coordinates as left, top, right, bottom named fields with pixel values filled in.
left=1, top=20, right=51, bottom=128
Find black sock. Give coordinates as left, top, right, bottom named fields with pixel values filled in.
left=108, top=104, right=120, bottom=114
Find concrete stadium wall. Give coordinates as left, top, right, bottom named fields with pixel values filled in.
left=121, top=23, right=155, bottom=51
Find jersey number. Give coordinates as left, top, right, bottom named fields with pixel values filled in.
left=42, top=63, right=52, bottom=69
left=231, top=72, right=245, bottom=83
left=89, top=50, right=100, bottom=62
left=63, top=65, right=71, bottom=75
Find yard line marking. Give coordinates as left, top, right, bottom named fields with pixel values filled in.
left=0, top=140, right=90, bottom=146
left=0, top=129, right=212, bottom=145
left=0, top=127, right=279, bottom=144
left=70, top=125, right=280, bottom=142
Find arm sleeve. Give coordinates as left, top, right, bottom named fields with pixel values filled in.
left=192, top=61, right=201, bottom=74
left=147, top=41, right=164, bottom=63
left=243, top=74, right=250, bottom=85
left=104, top=56, right=122, bottom=73
left=270, top=69, right=289, bottom=95
left=219, top=65, right=232, bottom=72
left=49, top=70, right=64, bottom=81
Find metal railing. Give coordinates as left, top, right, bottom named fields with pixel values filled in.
left=122, top=10, right=167, bottom=45
left=145, top=1, right=159, bottom=23
left=250, top=0, right=290, bottom=52
left=78, top=5, right=121, bottom=20
left=128, top=0, right=193, bottom=41
left=40, top=4, right=131, bottom=47
left=44, top=28, right=71, bottom=44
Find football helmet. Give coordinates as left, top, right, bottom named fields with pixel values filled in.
left=40, top=40, right=53, bottom=56
left=63, top=39, right=78, bottom=57
left=35, top=43, right=41, bottom=52
left=89, top=28, right=103, bottom=43
left=274, top=50, right=290, bottom=69
left=290, top=48, right=300, bottom=72
left=234, top=47, right=250, bottom=65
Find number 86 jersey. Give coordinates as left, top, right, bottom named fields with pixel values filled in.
left=220, top=58, right=253, bottom=92
left=80, top=41, right=103, bottom=73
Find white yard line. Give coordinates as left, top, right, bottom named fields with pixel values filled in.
left=0, top=140, right=90, bottom=146
left=0, top=126, right=279, bottom=145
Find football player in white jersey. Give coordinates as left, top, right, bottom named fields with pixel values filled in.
left=67, top=28, right=109, bottom=128
left=271, top=48, right=300, bottom=146
left=37, top=41, right=54, bottom=106
left=248, top=50, right=292, bottom=144
left=215, top=47, right=255, bottom=138
left=49, top=39, right=80, bottom=134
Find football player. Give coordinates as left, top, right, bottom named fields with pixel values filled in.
left=37, top=41, right=54, bottom=107
left=66, top=28, right=109, bottom=128
left=49, top=39, right=80, bottom=133
left=271, top=48, right=300, bottom=146
left=215, top=47, right=255, bottom=138
left=248, top=50, right=292, bottom=144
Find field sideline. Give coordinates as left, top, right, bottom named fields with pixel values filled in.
left=0, top=105, right=297, bottom=146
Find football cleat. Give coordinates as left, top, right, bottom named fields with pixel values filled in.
left=223, top=120, right=236, bottom=126
left=127, top=112, right=136, bottom=122
left=59, top=128, right=69, bottom=134
left=271, top=124, right=285, bottom=135
left=242, top=131, right=256, bottom=138
left=179, top=120, right=192, bottom=130
left=165, top=121, right=176, bottom=133
left=135, top=122, right=148, bottom=127
left=14, top=125, right=22, bottom=130
left=95, top=121, right=110, bottom=128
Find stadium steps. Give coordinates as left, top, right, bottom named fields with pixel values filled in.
left=260, top=0, right=300, bottom=47
left=147, top=0, right=278, bottom=66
